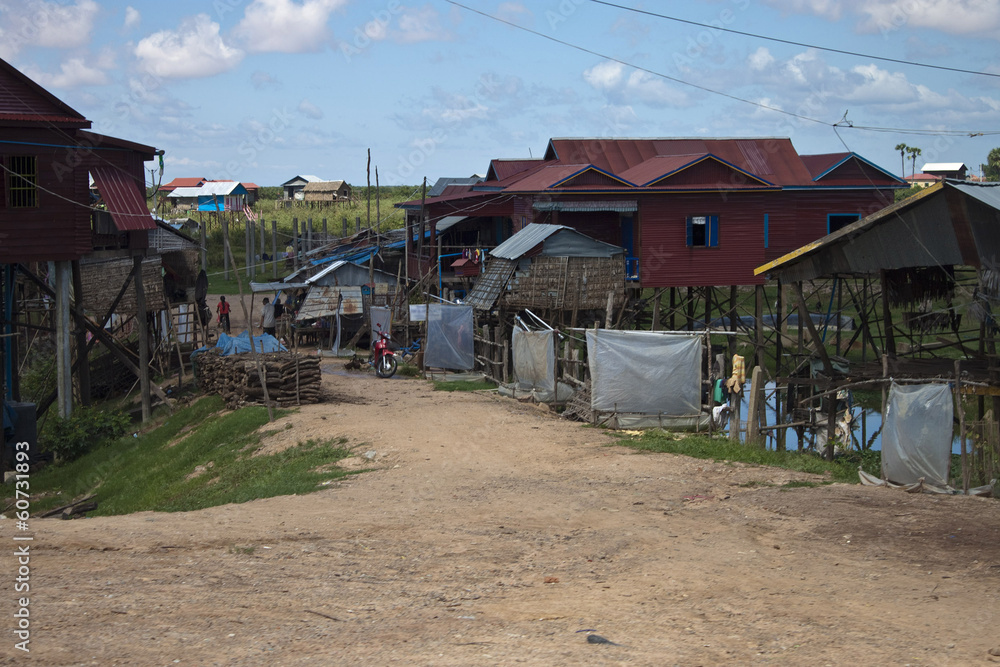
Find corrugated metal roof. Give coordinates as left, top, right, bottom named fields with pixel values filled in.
left=305, top=260, right=348, bottom=284
left=435, top=215, right=468, bottom=231
left=532, top=200, right=637, bottom=212
left=296, top=286, right=364, bottom=320
left=149, top=224, right=198, bottom=253
left=464, top=257, right=516, bottom=310
left=169, top=182, right=247, bottom=197
left=490, top=224, right=570, bottom=260
left=91, top=165, right=156, bottom=231
left=952, top=180, right=1000, bottom=208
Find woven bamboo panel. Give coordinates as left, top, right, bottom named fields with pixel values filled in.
left=504, top=256, right=625, bottom=310
left=79, top=255, right=165, bottom=316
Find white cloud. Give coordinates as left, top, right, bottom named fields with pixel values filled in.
left=234, top=0, right=347, bottom=53
left=584, top=61, right=690, bottom=107
left=763, top=0, right=1000, bottom=37
left=858, top=0, right=1000, bottom=36
left=748, top=47, right=775, bottom=71
left=23, top=57, right=110, bottom=88
left=134, top=14, right=244, bottom=79
left=583, top=61, right=625, bottom=91
left=124, top=6, right=141, bottom=30
left=393, top=5, right=450, bottom=43
left=251, top=70, right=282, bottom=89
left=0, top=0, right=99, bottom=58
left=297, top=99, right=324, bottom=120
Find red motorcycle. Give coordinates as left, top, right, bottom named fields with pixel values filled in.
left=371, top=325, right=397, bottom=378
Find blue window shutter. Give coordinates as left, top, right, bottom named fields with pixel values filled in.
left=709, top=215, right=719, bottom=247
left=686, top=217, right=693, bottom=246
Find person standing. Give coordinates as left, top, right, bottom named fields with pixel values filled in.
left=216, top=295, right=231, bottom=334
left=260, top=297, right=276, bottom=337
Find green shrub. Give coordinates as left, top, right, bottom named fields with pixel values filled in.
left=44, top=406, right=131, bottom=462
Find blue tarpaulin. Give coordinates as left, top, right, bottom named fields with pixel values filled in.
left=191, top=330, right=287, bottom=359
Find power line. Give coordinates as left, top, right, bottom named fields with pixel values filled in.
left=445, top=0, right=831, bottom=127
left=588, top=0, right=1000, bottom=80
left=446, top=1, right=1000, bottom=138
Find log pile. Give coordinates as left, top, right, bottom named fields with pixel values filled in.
left=195, top=349, right=323, bottom=408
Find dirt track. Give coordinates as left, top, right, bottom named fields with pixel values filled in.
left=6, top=361, right=1000, bottom=666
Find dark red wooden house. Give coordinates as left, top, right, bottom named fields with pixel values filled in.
left=0, top=56, right=160, bottom=419
left=400, top=138, right=904, bottom=290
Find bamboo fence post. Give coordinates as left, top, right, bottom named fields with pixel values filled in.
left=955, top=360, right=968, bottom=493
left=222, top=221, right=274, bottom=422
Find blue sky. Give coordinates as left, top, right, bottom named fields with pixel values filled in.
left=3, top=0, right=998, bottom=188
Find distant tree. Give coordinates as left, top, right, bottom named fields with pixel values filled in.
left=985, top=148, right=1000, bottom=181
left=894, top=143, right=909, bottom=177
left=894, top=184, right=924, bottom=202
left=257, top=186, right=282, bottom=200
left=906, top=146, right=922, bottom=177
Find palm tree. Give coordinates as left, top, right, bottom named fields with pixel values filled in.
left=906, top=146, right=922, bottom=177
left=894, top=143, right=909, bottom=177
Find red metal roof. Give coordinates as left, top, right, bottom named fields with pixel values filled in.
left=0, top=57, right=90, bottom=127
left=159, top=176, right=207, bottom=192
left=91, top=165, right=156, bottom=231
left=543, top=138, right=816, bottom=186
left=487, top=158, right=544, bottom=182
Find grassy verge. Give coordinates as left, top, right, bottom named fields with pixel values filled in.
left=618, top=430, right=882, bottom=484
left=11, top=395, right=357, bottom=517
left=433, top=380, right=496, bottom=392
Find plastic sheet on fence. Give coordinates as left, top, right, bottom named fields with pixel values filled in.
left=370, top=306, right=391, bottom=342
left=586, top=329, right=702, bottom=416
left=425, top=304, right=474, bottom=370
left=507, top=329, right=574, bottom=403
left=881, top=382, right=953, bottom=486
left=512, top=329, right=555, bottom=399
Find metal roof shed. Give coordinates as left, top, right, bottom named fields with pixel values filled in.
left=755, top=181, right=1000, bottom=283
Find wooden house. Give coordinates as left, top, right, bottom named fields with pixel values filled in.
left=0, top=56, right=160, bottom=419
left=922, top=162, right=968, bottom=181
left=398, top=138, right=904, bottom=290
left=281, top=174, right=323, bottom=200
left=302, top=180, right=351, bottom=203
left=465, top=224, right=625, bottom=315
left=167, top=181, right=249, bottom=212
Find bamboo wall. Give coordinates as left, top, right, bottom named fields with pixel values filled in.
left=504, top=256, right=625, bottom=310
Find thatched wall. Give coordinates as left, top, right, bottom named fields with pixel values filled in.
left=79, top=255, right=165, bottom=316
left=503, top=255, right=626, bottom=310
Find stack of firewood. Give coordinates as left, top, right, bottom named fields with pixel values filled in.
left=195, top=349, right=323, bottom=408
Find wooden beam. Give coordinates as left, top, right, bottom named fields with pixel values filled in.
left=794, top=281, right=834, bottom=377
left=17, top=264, right=173, bottom=411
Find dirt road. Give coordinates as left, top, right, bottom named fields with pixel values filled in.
left=8, top=361, right=1000, bottom=666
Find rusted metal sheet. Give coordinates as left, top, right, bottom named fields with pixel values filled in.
left=296, top=286, right=363, bottom=321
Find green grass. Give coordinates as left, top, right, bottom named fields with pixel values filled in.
left=11, top=396, right=357, bottom=516
left=432, top=380, right=496, bottom=392
left=618, top=430, right=882, bottom=484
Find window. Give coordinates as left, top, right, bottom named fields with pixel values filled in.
left=8, top=156, right=38, bottom=208
left=827, top=213, right=860, bottom=234
left=686, top=215, right=719, bottom=247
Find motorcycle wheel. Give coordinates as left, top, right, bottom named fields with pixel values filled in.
left=375, top=354, right=397, bottom=378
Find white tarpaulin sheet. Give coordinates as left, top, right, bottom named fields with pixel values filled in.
left=586, top=330, right=702, bottom=416
left=425, top=304, right=474, bottom=370
left=512, top=329, right=556, bottom=401
left=882, top=382, right=953, bottom=486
